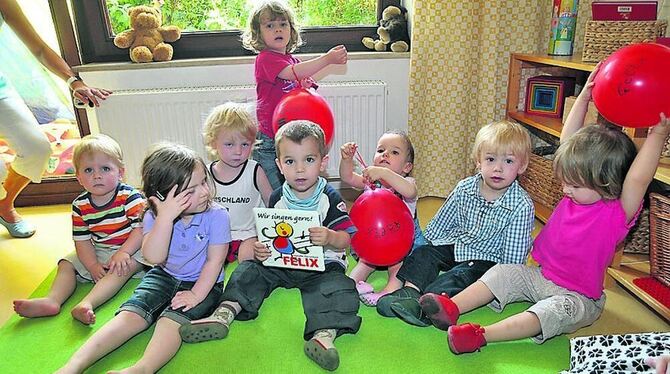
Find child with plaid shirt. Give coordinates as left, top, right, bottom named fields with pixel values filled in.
left=376, top=120, right=535, bottom=327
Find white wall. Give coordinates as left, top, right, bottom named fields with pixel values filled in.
left=78, top=54, right=411, bottom=132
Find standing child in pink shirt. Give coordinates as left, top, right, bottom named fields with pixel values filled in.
left=418, top=67, right=670, bottom=354
left=243, top=0, right=347, bottom=190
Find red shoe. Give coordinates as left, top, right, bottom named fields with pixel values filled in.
left=419, top=293, right=460, bottom=330
left=447, top=323, right=487, bottom=354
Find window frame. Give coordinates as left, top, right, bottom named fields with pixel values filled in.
left=69, top=0, right=400, bottom=64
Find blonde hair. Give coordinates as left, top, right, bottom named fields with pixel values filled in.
left=274, top=120, right=326, bottom=158
left=73, top=134, right=124, bottom=172
left=471, top=120, right=531, bottom=168
left=141, top=142, right=214, bottom=216
left=554, top=125, right=637, bottom=199
left=202, top=102, right=258, bottom=160
left=242, top=0, right=303, bottom=53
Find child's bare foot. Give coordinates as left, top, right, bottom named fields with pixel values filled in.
left=13, top=298, right=60, bottom=318
left=71, top=302, right=96, bottom=325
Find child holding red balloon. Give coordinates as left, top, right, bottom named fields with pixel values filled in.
left=376, top=121, right=535, bottom=327
left=419, top=68, right=670, bottom=354
left=202, top=102, right=274, bottom=263
left=242, top=0, right=347, bottom=191
left=339, top=130, right=427, bottom=306
left=180, top=121, right=361, bottom=371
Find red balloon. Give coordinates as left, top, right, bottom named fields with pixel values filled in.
left=272, top=88, right=335, bottom=147
left=592, top=43, right=670, bottom=128
left=349, top=188, right=414, bottom=266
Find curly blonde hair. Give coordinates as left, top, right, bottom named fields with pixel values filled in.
left=202, top=102, right=258, bottom=160
left=242, top=0, right=303, bottom=53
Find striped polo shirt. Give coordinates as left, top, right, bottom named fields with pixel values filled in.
left=72, top=183, right=145, bottom=250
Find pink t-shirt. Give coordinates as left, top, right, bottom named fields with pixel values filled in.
left=531, top=197, right=639, bottom=299
left=255, top=49, right=301, bottom=137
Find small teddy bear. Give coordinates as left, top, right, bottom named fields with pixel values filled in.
left=113, top=6, right=181, bottom=63
left=362, top=6, right=410, bottom=53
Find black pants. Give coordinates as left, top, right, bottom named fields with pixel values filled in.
left=222, top=261, right=361, bottom=340
left=397, top=244, right=495, bottom=297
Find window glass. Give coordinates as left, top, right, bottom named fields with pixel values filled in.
left=106, top=0, right=377, bottom=34
left=0, top=1, right=81, bottom=179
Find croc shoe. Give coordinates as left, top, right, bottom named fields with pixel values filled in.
left=0, top=216, right=36, bottom=238
left=179, top=320, right=229, bottom=343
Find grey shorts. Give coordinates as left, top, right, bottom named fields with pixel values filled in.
left=61, top=248, right=147, bottom=282
left=479, top=264, right=606, bottom=343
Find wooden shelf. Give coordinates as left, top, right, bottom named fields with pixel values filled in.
left=532, top=200, right=553, bottom=223
left=608, top=254, right=670, bottom=321
left=655, top=162, right=670, bottom=185
left=512, top=53, right=597, bottom=71
left=508, top=111, right=563, bottom=138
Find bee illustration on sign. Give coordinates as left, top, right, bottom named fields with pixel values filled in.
left=261, top=220, right=314, bottom=259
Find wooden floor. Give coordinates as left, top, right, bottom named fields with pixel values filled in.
left=1, top=198, right=668, bottom=338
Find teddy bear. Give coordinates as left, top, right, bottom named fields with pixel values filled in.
left=362, top=6, right=410, bottom=53
left=113, top=6, right=181, bottom=63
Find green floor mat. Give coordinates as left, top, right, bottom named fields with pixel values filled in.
left=0, top=265, right=569, bottom=373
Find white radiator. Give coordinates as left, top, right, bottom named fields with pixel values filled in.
left=87, top=81, right=387, bottom=188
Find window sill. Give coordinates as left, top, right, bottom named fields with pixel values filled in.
left=74, top=51, right=409, bottom=73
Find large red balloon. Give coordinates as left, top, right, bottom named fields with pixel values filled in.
left=272, top=88, right=335, bottom=147
left=592, top=43, right=670, bottom=128
left=349, top=188, right=414, bottom=266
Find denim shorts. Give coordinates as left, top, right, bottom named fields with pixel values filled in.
left=252, top=132, right=284, bottom=191
left=118, top=266, right=223, bottom=325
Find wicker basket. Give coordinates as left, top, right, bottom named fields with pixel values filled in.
left=649, top=193, right=670, bottom=287
left=519, top=153, right=563, bottom=209
left=582, top=20, right=668, bottom=62
left=623, top=208, right=649, bottom=254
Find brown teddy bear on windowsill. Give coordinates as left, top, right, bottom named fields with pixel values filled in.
left=113, top=6, right=181, bottom=63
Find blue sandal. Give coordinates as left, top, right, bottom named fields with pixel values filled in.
left=0, top=216, right=36, bottom=238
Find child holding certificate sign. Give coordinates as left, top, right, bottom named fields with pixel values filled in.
left=180, top=121, right=361, bottom=371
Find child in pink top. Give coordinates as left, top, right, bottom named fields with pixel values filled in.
left=242, top=0, right=347, bottom=190
left=413, top=65, right=670, bottom=354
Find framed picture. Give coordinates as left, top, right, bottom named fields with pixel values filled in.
left=525, top=76, right=576, bottom=118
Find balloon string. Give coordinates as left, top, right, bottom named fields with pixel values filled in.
left=354, top=148, right=368, bottom=169
left=354, top=148, right=376, bottom=190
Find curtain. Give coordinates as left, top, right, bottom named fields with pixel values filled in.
left=408, top=0, right=594, bottom=197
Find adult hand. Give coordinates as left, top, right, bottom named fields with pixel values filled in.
left=71, top=80, right=112, bottom=108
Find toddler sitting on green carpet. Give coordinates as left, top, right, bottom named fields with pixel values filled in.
left=13, top=134, right=146, bottom=325
left=180, top=121, right=361, bottom=371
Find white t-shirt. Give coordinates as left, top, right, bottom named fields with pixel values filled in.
left=209, top=159, right=265, bottom=241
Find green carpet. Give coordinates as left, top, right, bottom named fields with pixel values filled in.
left=0, top=265, right=569, bottom=373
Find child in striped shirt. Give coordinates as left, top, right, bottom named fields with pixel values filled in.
left=13, top=134, right=146, bottom=325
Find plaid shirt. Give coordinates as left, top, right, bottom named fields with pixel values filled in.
left=424, top=173, right=534, bottom=264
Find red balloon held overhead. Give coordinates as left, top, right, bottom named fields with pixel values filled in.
left=349, top=187, right=414, bottom=266
left=592, top=43, right=670, bottom=128
left=272, top=88, right=335, bottom=147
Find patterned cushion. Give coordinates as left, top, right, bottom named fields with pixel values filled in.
left=562, top=332, right=670, bottom=373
